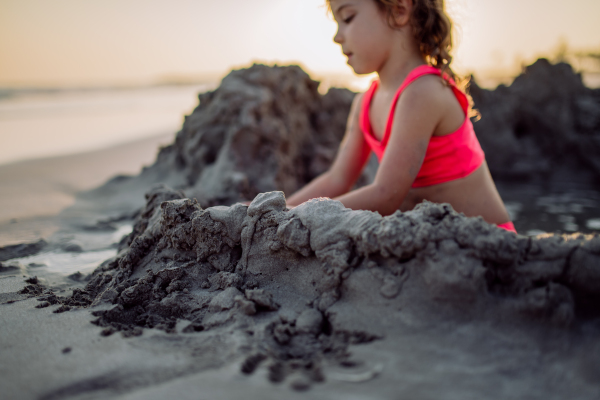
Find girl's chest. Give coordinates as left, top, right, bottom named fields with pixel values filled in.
left=368, top=91, right=396, bottom=142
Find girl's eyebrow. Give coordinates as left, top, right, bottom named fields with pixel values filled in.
left=334, top=2, right=355, bottom=16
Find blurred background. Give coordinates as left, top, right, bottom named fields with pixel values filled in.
left=0, top=0, right=599, bottom=243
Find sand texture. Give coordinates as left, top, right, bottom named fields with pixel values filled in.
left=2, top=62, right=600, bottom=399
left=13, top=186, right=599, bottom=398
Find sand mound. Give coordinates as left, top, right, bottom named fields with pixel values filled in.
left=63, top=64, right=375, bottom=228
left=471, top=59, right=600, bottom=180
left=47, top=185, right=600, bottom=385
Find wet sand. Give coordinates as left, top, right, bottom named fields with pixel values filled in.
left=0, top=133, right=173, bottom=246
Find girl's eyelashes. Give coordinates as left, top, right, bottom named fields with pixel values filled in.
left=342, top=14, right=355, bottom=24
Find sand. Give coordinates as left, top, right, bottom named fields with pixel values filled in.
left=3, top=186, right=600, bottom=399
left=1, top=62, right=600, bottom=399
left=470, top=59, right=600, bottom=181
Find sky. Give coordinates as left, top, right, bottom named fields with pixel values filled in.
left=1, top=0, right=599, bottom=88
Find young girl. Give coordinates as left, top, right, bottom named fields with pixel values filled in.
left=286, top=0, right=516, bottom=232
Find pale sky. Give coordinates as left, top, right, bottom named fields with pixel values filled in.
left=1, top=0, right=599, bottom=87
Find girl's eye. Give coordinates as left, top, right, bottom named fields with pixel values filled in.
left=343, top=15, right=355, bottom=24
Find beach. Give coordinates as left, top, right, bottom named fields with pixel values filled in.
left=1, top=63, right=600, bottom=399
left=0, top=82, right=210, bottom=246
left=0, top=133, right=173, bottom=246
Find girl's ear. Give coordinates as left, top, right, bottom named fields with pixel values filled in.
left=390, top=0, right=413, bottom=28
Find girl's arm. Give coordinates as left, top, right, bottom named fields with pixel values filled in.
left=286, top=93, right=372, bottom=206
left=334, top=78, right=447, bottom=215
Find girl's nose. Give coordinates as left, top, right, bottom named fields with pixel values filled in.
left=333, top=28, right=343, bottom=44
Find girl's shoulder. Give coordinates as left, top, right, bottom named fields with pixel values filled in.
left=397, top=74, right=467, bottom=136
left=396, top=74, right=455, bottom=116
left=404, top=74, right=455, bottom=101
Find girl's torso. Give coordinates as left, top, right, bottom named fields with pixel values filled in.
left=361, top=65, right=510, bottom=224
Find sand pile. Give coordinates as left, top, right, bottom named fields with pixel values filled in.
left=65, top=64, right=374, bottom=227
left=45, top=185, right=599, bottom=387
left=471, top=59, right=600, bottom=180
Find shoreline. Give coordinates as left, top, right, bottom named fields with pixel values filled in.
left=0, top=132, right=173, bottom=247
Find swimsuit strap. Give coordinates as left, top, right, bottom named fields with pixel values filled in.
left=386, top=65, right=468, bottom=128
left=395, top=65, right=447, bottom=96
left=359, top=65, right=472, bottom=160
left=359, top=80, right=379, bottom=143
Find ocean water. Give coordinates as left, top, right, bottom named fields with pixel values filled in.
left=0, top=83, right=215, bottom=166
left=11, top=224, right=133, bottom=275
left=496, top=181, right=600, bottom=236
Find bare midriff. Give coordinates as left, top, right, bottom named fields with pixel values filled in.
left=400, top=161, right=511, bottom=225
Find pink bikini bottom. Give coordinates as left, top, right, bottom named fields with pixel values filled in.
left=497, top=221, right=517, bottom=233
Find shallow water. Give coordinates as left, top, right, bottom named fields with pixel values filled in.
left=4, top=224, right=132, bottom=278
left=0, top=84, right=214, bottom=165
left=497, top=181, right=600, bottom=236
left=14, top=248, right=117, bottom=275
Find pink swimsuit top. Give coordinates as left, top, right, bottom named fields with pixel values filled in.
left=360, top=65, right=485, bottom=188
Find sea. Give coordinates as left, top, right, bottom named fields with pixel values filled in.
left=0, top=83, right=215, bottom=166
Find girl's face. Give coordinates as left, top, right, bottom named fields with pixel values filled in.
left=331, top=0, right=396, bottom=75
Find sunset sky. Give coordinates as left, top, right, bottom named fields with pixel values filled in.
left=1, top=0, right=599, bottom=87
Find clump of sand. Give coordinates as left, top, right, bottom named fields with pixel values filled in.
left=471, top=59, right=600, bottom=180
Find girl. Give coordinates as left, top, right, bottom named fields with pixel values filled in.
left=286, top=0, right=516, bottom=232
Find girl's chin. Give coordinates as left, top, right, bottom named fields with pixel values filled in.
left=349, top=65, right=373, bottom=75
left=347, top=59, right=375, bottom=75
